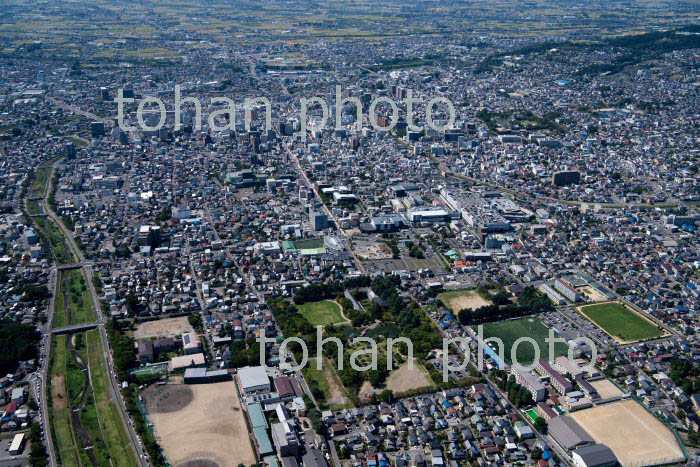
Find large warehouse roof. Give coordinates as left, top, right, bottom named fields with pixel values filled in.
left=549, top=415, right=595, bottom=451
left=238, top=366, right=270, bottom=391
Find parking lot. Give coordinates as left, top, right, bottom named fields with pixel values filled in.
left=0, top=437, right=28, bottom=467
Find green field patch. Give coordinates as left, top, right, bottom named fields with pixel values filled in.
left=302, top=357, right=352, bottom=410
left=48, top=335, right=81, bottom=466
left=578, top=302, right=663, bottom=343
left=478, top=317, right=569, bottom=365
left=86, top=330, right=138, bottom=467
left=295, top=300, right=347, bottom=326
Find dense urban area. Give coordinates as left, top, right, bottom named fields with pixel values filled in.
left=0, top=1, right=699, bottom=466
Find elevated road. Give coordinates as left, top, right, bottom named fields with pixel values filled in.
left=50, top=323, right=99, bottom=335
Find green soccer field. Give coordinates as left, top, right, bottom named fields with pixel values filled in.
left=579, top=302, right=663, bottom=342
left=295, top=300, right=347, bottom=326
left=477, top=317, right=569, bottom=365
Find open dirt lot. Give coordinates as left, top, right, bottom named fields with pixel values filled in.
left=134, top=317, right=194, bottom=340
left=589, top=378, right=625, bottom=400
left=386, top=363, right=433, bottom=393
left=438, top=290, right=492, bottom=313
left=142, top=382, right=255, bottom=467
left=571, top=399, right=684, bottom=466
left=359, top=363, right=433, bottom=399
left=579, top=285, right=608, bottom=302
left=354, top=240, right=393, bottom=260
left=51, top=375, right=68, bottom=409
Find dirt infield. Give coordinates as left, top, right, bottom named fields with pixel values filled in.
left=134, top=317, right=194, bottom=340
left=143, top=384, right=194, bottom=413
left=589, top=379, right=625, bottom=400
left=571, top=399, right=684, bottom=466
left=143, top=382, right=255, bottom=467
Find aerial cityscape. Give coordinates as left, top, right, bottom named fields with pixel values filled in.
left=0, top=1, right=699, bottom=466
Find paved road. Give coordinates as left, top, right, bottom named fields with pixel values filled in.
left=47, top=97, right=109, bottom=126
left=51, top=322, right=99, bottom=335
left=284, top=142, right=366, bottom=274
left=33, top=156, right=148, bottom=466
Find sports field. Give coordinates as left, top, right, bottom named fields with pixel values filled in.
left=478, top=317, right=569, bottom=365
left=578, top=302, right=663, bottom=343
left=572, top=399, right=684, bottom=466
left=143, top=382, right=255, bottom=467
left=295, top=300, right=347, bottom=326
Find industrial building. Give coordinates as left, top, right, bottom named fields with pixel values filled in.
left=238, top=365, right=271, bottom=394
left=548, top=415, right=595, bottom=452
left=571, top=444, right=618, bottom=467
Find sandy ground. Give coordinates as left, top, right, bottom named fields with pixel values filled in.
left=355, top=241, right=393, bottom=260
left=51, top=375, right=67, bottom=409
left=359, top=363, right=433, bottom=399
left=386, top=363, right=433, bottom=392
left=580, top=285, right=608, bottom=302
left=571, top=399, right=684, bottom=466
left=143, top=382, right=255, bottom=467
left=441, top=291, right=491, bottom=313
left=318, top=359, right=350, bottom=408
left=589, top=378, right=625, bottom=400
left=134, top=317, right=194, bottom=340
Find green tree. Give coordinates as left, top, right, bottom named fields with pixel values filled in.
left=534, top=417, right=548, bottom=434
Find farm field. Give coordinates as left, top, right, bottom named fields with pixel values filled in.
left=142, top=382, right=255, bottom=467
left=295, top=300, right=348, bottom=326
left=438, top=289, right=492, bottom=313
left=478, top=317, right=569, bottom=365
left=578, top=302, right=663, bottom=343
